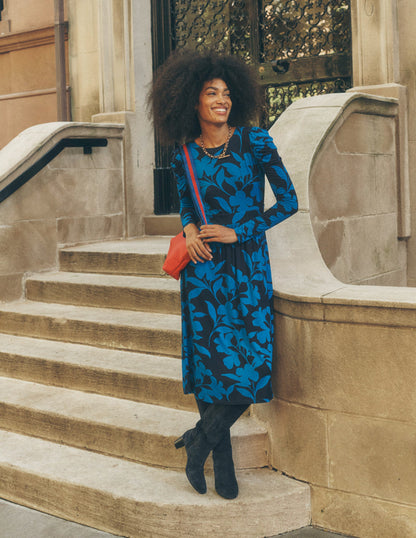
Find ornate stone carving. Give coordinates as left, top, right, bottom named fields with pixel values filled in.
left=364, top=0, right=375, bottom=17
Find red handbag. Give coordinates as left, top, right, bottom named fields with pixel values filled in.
left=162, top=232, right=191, bottom=280
left=163, top=145, right=207, bottom=280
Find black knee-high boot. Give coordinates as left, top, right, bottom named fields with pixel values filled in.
left=212, top=429, right=238, bottom=499
left=174, top=417, right=211, bottom=494
left=196, top=399, right=249, bottom=499
left=175, top=400, right=248, bottom=496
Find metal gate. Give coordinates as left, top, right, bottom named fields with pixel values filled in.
left=151, top=0, right=352, bottom=214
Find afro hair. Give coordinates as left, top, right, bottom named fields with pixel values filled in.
left=148, top=49, right=263, bottom=145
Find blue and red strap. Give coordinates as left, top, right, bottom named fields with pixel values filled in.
left=180, top=144, right=208, bottom=226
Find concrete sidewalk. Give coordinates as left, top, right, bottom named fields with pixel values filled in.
left=0, top=498, right=356, bottom=538
left=0, top=499, right=119, bottom=538
left=273, top=528, right=356, bottom=537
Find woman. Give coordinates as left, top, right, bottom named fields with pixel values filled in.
left=149, top=50, right=298, bottom=499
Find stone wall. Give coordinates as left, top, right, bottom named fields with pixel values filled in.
left=255, top=93, right=416, bottom=538
left=350, top=0, right=416, bottom=284
left=310, top=105, right=407, bottom=286
left=0, top=122, right=125, bottom=302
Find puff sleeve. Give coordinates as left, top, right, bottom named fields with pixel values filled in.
left=233, top=127, right=298, bottom=243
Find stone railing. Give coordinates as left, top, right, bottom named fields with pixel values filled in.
left=254, top=93, right=416, bottom=537
left=0, top=122, right=124, bottom=301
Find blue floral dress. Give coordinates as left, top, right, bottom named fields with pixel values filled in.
left=171, top=126, right=298, bottom=404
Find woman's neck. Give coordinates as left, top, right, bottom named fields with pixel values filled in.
left=197, top=123, right=231, bottom=148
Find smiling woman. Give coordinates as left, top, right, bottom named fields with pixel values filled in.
left=196, top=79, right=231, bottom=126
left=148, top=49, right=298, bottom=502
left=149, top=49, right=261, bottom=145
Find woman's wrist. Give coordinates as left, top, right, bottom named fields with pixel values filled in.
left=184, top=223, right=199, bottom=237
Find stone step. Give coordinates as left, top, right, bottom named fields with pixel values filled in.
left=0, top=377, right=267, bottom=469
left=0, top=430, right=310, bottom=538
left=0, top=334, right=193, bottom=410
left=26, top=272, right=181, bottom=314
left=0, top=301, right=181, bottom=356
left=144, top=214, right=182, bottom=236
left=59, top=237, right=172, bottom=276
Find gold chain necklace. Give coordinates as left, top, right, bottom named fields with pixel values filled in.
left=200, top=125, right=232, bottom=159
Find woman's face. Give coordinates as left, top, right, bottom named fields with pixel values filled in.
left=196, top=78, right=232, bottom=128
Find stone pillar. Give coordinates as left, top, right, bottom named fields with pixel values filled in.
left=130, top=0, right=155, bottom=230
left=349, top=0, right=416, bottom=283
left=97, top=0, right=134, bottom=114
left=68, top=0, right=154, bottom=237
left=68, top=0, right=135, bottom=120
left=351, top=0, right=400, bottom=86
left=98, top=0, right=116, bottom=113
left=67, top=0, right=101, bottom=121
left=396, top=0, right=416, bottom=285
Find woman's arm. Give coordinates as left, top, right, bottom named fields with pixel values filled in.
left=171, top=150, right=213, bottom=262
left=233, top=127, right=298, bottom=243
left=171, top=149, right=199, bottom=228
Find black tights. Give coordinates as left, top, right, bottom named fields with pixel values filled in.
left=195, top=398, right=249, bottom=447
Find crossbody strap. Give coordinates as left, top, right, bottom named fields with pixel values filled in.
left=180, top=145, right=208, bottom=226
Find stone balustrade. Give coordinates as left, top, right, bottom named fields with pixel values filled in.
left=0, top=121, right=125, bottom=301
left=255, top=92, right=416, bottom=538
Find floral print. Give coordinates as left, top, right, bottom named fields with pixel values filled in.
left=171, top=127, right=297, bottom=404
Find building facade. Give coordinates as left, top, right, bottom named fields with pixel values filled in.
left=0, top=0, right=69, bottom=149
left=1, top=1, right=416, bottom=536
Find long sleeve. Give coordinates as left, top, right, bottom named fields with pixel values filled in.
left=171, top=148, right=199, bottom=228
left=233, top=127, right=298, bottom=243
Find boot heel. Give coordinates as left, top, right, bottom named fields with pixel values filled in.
left=174, top=436, right=185, bottom=449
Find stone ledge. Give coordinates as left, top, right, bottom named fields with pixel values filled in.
left=268, top=92, right=414, bottom=325
left=274, top=285, right=416, bottom=327
left=0, top=122, right=124, bottom=187
left=0, top=25, right=61, bottom=53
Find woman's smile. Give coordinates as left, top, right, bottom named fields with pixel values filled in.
left=196, top=78, right=232, bottom=126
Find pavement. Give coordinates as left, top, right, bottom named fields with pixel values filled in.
left=0, top=499, right=119, bottom=538
left=0, top=498, right=356, bottom=538
left=272, top=528, right=356, bottom=537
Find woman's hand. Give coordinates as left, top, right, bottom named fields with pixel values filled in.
left=198, top=224, right=238, bottom=244
left=184, top=223, right=213, bottom=263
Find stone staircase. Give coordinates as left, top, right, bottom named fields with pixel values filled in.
left=0, top=236, right=310, bottom=537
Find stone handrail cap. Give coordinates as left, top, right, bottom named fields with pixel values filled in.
left=0, top=122, right=124, bottom=186
left=266, top=92, right=414, bottom=312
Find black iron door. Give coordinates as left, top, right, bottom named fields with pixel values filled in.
left=151, top=0, right=352, bottom=214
